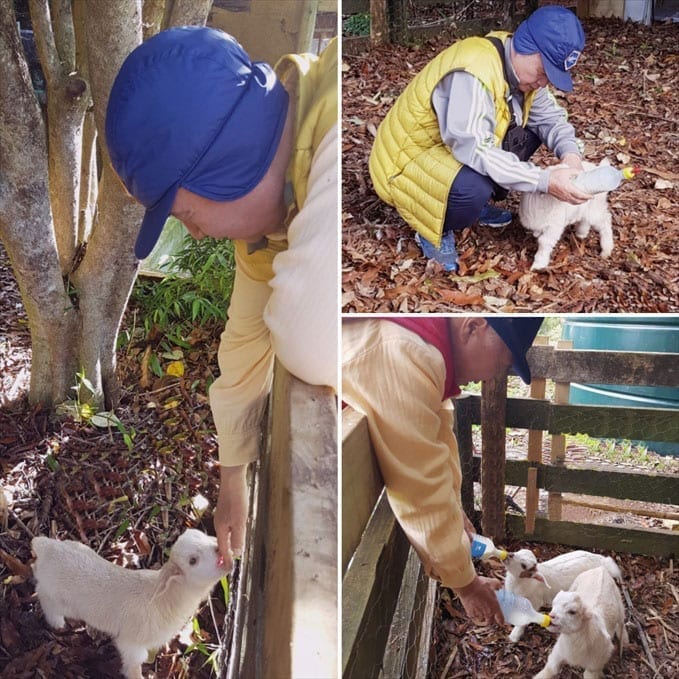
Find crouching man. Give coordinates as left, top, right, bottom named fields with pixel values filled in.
left=342, top=316, right=543, bottom=623
left=368, top=6, right=591, bottom=271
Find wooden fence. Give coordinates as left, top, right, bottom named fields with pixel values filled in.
left=342, top=339, right=679, bottom=679
left=223, top=361, right=337, bottom=679
left=342, top=0, right=543, bottom=53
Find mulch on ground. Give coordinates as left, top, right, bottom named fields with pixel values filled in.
left=0, top=242, right=230, bottom=678
left=342, top=18, right=679, bottom=312
left=431, top=539, right=679, bottom=678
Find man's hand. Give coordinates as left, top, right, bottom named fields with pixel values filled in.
left=561, top=152, right=584, bottom=172
left=214, top=464, right=249, bottom=568
left=453, top=575, right=504, bottom=625
left=462, top=511, right=476, bottom=541
left=548, top=167, right=592, bottom=205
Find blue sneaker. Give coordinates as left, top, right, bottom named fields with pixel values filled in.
left=415, top=231, right=458, bottom=272
left=478, top=203, right=513, bottom=227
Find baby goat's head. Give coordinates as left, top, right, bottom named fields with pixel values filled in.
left=548, top=590, right=590, bottom=634
left=168, top=529, right=228, bottom=587
left=505, top=549, right=545, bottom=582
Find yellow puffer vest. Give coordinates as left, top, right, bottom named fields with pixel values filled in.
left=369, top=32, right=536, bottom=246
left=234, top=38, right=337, bottom=279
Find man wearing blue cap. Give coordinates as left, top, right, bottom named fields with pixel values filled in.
left=106, top=27, right=337, bottom=563
left=342, top=316, right=543, bottom=624
left=369, top=6, right=591, bottom=271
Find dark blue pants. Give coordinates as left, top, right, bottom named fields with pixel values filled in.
left=443, top=166, right=496, bottom=232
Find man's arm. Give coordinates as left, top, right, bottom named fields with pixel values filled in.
left=343, top=321, right=503, bottom=624
left=526, top=87, right=581, bottom=160
left=432, top=71, right=549, bottom=192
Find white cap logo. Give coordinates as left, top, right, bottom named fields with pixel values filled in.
left=564, top=49, right=581, bottom=71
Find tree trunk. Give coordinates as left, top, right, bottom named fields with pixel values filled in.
left=167, top=0, right=214, bottom=27
left=29, top=0, right=90, bottom=275
left=370, top=0, right=387, bottom=46
left=0, top=0, right=214, bottom=411
left=0, top=0, right=78, bottom=407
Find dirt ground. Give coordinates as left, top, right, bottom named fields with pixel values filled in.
left=0, top=242, right=230, bottom=678
left=432, top=539, right=679, bottom=678
left=342, top=18, right=679, bottom=312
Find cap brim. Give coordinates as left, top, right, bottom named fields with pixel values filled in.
left=512, top=355, right=532, bottom=384
left=135, top=185, right=179, bottom=260
left=542, top=56, right=573, bottom=91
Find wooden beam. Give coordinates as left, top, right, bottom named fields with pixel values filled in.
left=238, top=362, right=337, bottom=679
left=506, top=515, right=679, bottom=558
left=342, top=408, right=383, bottom=572
left=454, top=395, right=476, bottom=520
left=503, top=458, right=679, bottom=505
left=526, top=335, right=549, bottom=534
left=525, top=346, right=679, bottom=387
left=481, top=372, right=508, bottom=540
left=369, top=0, right=387, bottom=46
left=459, top=395, right=679, bottom=443
left=342, top=491, right=411, bottom=679
left=381, top=547, right=435, bottom=679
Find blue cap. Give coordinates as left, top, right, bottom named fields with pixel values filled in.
left=513, top=6, right=585, bottom=92
left=486, top=318, right=544, bottom=383
left=105, top=26, right=289, bottom=259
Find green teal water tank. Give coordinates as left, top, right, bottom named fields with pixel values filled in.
left=562, top=316, right=679, bottom=456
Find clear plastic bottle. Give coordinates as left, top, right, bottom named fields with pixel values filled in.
left=572, top=165, right=639, bottom=194
left=470, top=533, right=508, bottom=561
left=495, top=589, right=551, bottom=628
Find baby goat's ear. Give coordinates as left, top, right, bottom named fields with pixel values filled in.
left=599, top=157, right=611, bottom=167
left=152, top=561, right=184, bottom=601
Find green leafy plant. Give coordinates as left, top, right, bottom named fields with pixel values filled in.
left=131, top=230, right=236, bottom=339
left=54, top=370, right=136, bottom=451
left=343, top=12, right=370, bottom=36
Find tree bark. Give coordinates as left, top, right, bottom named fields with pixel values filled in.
left=0, top=0, right=78, bottom=407
left=167, top=0, right=213, bottom=27
left=30, top=0, right=90, bottom=275
left=1, top=0, right=214, bottom=411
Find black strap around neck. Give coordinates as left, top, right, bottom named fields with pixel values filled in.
left=486, top=36, right=517, bottom=124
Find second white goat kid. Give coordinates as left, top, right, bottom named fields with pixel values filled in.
left=519, top=159, right=614, bottom=270
left=534, top=566, right=628, bottom=679
left=32, top=528, right=229, bottom=679
left=505, top=548, right=621, bottom=642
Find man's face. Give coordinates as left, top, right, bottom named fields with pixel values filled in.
left=171, top=181, right=286, bottom=243
left=169, top=107, right=292, bottom=243
left=512, top=51, right=549, bottom=92
left=452, top=320, right=515, bottom=385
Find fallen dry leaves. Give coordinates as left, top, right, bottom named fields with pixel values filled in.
left=342, top=18, right=679, bottom=312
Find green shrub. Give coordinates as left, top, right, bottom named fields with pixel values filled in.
left=131, top=231, right=235, bottom=339
left=343, top=12, right=370, bottom=36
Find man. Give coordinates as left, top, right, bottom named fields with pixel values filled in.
left=106, top=27, right=337, bottom=563
left=342, top=316, right=544, bottom=623
left=369, top=6, right=591, bottom=271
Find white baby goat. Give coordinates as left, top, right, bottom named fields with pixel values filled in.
left=534, top=566, right=628, bottom=679
left=32, top=528, right=229, bottom=679
left=519, top=159, right=614, bottom=270
left=505, top=548, right=621, bottom=642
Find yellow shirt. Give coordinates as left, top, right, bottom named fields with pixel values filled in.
left=342, top=319, right=476, bottom=590
left=210, top=39, right=338, bottom=466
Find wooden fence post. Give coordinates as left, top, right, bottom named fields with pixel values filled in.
left=369, top=0, right=387, bottom=46
left=481, top=372, right=508, bottom=540
left=525, top=336, right=549, bottom=534
left=548, top=340, right=572, bottom=522
left=232, top=361, right=337, bottom=679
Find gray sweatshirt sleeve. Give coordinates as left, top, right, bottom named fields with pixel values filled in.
left=526, top=87, right=581, bottom=158
left=432, top=71, right=552, bottom=193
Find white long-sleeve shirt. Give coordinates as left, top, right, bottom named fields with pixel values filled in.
left=431, top=37, right=581, bottom=194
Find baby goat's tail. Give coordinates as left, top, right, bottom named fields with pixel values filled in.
left=603, top=556, right=622, bottom=583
